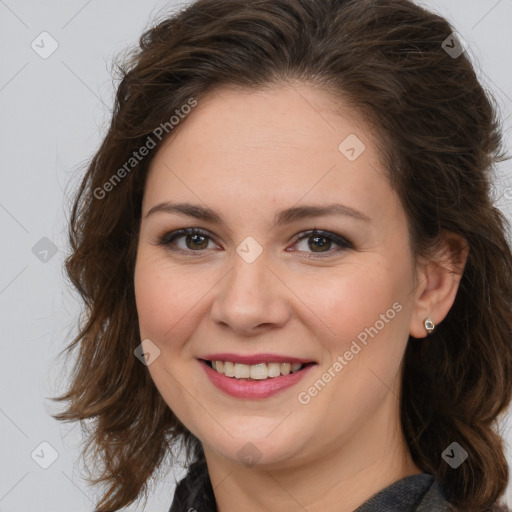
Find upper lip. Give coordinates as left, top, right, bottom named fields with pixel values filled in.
left=200, top=353, right=316, bottom=365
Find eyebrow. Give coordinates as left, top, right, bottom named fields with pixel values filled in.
left=145, top=201, right=371, bottom=227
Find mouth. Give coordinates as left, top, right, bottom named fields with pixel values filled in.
left=200, top=359, right=317, bottom=381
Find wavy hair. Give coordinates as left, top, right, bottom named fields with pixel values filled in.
left=53, top=0, right=512, bottom=510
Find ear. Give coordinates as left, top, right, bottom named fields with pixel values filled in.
left=409, top=231, right=469, bottom=339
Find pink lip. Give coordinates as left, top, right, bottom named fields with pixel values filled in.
left=198, top=359, right=316, bottom=399
left=200, top=353, right=315, bottom=365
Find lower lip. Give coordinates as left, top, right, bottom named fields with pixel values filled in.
left=199, top=360, right=316, bottom=399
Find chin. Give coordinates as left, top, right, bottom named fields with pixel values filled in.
left=201, top=423, right=315, bottom=469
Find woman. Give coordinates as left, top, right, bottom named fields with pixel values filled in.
left=54, top=0, right=512, bottom=511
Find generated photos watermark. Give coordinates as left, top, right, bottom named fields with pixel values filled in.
left=93, top=97, right=198, bottom=200
left=297, top=301, right=403, bottom=404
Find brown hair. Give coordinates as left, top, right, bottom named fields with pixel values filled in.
left=53, top=0, right=512, bottom=510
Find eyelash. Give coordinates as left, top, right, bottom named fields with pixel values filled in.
left=157, top=227, right=353, bottom=258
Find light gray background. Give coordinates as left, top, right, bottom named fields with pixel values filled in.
left=1, top=1, right=511, bottom=511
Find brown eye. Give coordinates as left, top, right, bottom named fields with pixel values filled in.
left=308, top=234, right=332, bottom=252
left=185, top=233, right=209, bottom=250
left=291, top=229, right=352, bottom=257
left=158, top=228, right=217, bottom=253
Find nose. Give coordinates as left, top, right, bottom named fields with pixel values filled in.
left=210, top=248, right=291, bottom=336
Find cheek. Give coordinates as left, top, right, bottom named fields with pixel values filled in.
left=133, top=253, right=208, bottom=427
left=310, top=259, right=410, bottom=352
left=295, top=261, right=412, bottom=432
left=305, top=259, right=414, bottom=419
left=134, top=252, right=207, bottom=345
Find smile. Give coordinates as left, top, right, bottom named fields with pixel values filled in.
left=205, top=359, right=314, bottom=379
left=198, top=358, right=317, bottom=399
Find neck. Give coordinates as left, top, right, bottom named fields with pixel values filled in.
left=203, top=398, right=421, bottom=512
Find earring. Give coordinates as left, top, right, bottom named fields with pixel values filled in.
left=424, top=317, right=435, bottom=335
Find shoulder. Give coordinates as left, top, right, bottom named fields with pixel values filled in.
left=426, top=479, right=510, bottom=512
left=360, top=473, right=510, bottom=512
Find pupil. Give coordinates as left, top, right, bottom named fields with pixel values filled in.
left=310, top=235, right=330, bottom=252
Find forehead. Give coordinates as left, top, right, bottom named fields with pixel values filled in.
left=158, top=82, right=371, bottom=161
left=143, top=82, right=396, bottom=224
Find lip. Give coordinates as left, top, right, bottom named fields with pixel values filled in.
left=200, top=353, right=316, bottom=365
left=198, top=359, right=317, bottom=399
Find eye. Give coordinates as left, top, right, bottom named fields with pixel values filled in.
left=157, top=227, right=353, bottom=257
left=288, top=229, right=353, bottom=257
left=157, top=228, right=219, bottom=254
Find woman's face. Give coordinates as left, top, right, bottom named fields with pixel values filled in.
left=134, top=83, right=420, bottom=469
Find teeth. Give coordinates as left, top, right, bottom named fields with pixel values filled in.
left=234, top=363, right=250, bottom=378
left=250, top=363, right=268, bottom=380
left=223, top=361, right=235, bottom=377
left=281, top=362, right=291, bottom=375
left=210, top=360, right=306, bottom=379
left=267, top=362, right=281, bottom=377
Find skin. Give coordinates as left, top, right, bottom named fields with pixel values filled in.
left=134, top=82, right=467, bottom=512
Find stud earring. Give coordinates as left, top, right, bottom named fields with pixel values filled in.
left=424, top=317, right=435, bottom=335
